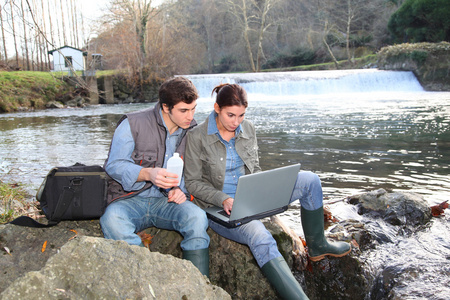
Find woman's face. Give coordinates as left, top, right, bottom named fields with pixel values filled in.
left=214, top=103, right=246, bottom=133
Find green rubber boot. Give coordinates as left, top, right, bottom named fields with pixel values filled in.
left=261, top=256, right=309, bottom=300
left=301, top=206, right=351, bottom=261
left=182, top=248, right=210, bottom=278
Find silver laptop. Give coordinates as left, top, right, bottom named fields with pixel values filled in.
left=204, top=164, right=301, bottom=228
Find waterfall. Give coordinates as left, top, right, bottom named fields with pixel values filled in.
left=185, top=69, right=424, bottom=98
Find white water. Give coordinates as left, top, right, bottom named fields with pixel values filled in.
left=186, top=69, right=424, bottom=98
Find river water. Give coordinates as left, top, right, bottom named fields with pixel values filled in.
left=1, top=69, right=449, bottom=298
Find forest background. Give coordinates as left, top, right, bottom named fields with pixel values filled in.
left=1, top=0, right=449, bottom=80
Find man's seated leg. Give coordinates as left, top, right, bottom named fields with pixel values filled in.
left=100, top=196, right=148, bottom=246
left=149, top=197, right=210, bottom=276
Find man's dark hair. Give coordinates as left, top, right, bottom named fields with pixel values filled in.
left=159, top=77, right=199, bottom=111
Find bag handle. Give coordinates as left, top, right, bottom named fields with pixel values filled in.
left=8, top=178, right=83, bottom=228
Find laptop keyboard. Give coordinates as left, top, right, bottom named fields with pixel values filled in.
left=218, top=210, right=230, bottom=218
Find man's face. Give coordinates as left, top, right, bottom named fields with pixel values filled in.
left=164, top=101, right=197, bottom=129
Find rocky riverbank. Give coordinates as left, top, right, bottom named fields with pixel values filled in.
left=377, top=42, right=450, bottom=91
left=1, top=189, right=437, bottom=299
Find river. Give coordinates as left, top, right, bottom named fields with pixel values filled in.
left=1, top=69, right=449, bottom=299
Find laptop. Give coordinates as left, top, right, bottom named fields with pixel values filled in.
left=204, top=163, right=301, bottom=228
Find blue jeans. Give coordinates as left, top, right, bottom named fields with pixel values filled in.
left=290, top=171, right=324, bottom=211
left=100, top=195, right=210, bottom=251
left=209, top=219, right=281, bottom=268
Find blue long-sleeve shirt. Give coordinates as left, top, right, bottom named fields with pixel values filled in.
left=105, top=112, right=186, bottom=199
left=207, top=111, right=245, bottom=199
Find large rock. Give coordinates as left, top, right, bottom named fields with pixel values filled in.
left=142, top=221, right=296, bottom=299
left=0, top=220, right=104, bottom=293
left=3, top=189, right=432, bottom=299
left=348, top=188, right=432, bottom=227
left=1, top=236, right=229, bottom=299
left=0, top=219, right=292, bottom=299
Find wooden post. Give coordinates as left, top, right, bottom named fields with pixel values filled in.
left=104, top=75, right=114, bottom=104
left=86, top=76, right=99, bottom=105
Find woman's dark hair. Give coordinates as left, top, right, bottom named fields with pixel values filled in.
left=212, top=83, right=248, bottom=109
left=159, top=76, right=199, bottom=111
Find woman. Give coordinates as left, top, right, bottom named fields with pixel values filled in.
left=184, top=83, right=351, bottom=299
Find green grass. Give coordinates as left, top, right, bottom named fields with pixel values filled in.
left=0, top=71, right=70, bottom=113
left=0, top=180, right=37, bottom=224
left=263, top=54, right=378, bottom=72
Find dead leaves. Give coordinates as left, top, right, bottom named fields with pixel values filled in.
left=3, top=247, right=12, bottom=255
left=41, top=240, right=48, bottom=252
left=431, top=200, right=449, bottom=217
left=39, top=229, right=79, bottom=254
left=137, top=231, right=154, bottom=249
left=68, top=229, right=78, bottom=241
left=324, top=206, right=339, bottom=224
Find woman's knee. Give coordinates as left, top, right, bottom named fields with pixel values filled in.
left=298, top=171, right=321, bottom=187
left=245, top=221, right=275, bottom=245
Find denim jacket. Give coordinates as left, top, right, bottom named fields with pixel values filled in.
left=184, top=114, right=261, bottom=209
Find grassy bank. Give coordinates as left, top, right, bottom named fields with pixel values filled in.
left=0, top=179, right=38, bottom=224
left=0, top=71, right=71, bottom=113
left=266, top=54, right=378, bottom=72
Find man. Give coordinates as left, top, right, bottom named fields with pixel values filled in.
left=100, top=77, right=210, bottom=277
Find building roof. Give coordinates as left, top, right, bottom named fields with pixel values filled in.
left=48, top=45, right=88, bottom=56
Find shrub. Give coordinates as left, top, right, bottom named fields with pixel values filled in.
left=262, top=48, right=316, bottom=69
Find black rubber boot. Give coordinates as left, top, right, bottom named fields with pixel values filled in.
left=261, top=256, right=309, bottom=300
left=301, top=206, right=351, bottom=261
left=182, top=248, right=209, bottom=278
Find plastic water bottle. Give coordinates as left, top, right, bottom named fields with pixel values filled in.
left=166, top=152, right=183, bottom=184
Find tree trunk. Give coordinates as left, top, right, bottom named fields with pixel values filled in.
left=41, top=0, right=50, bottom=70
left=323, top=20, right=339, bottom=69
left=241, top=0, right=256, bottom=72
left=60, top=0, right=67, bottom=45
left=255, top=0, right=271, bottom=72
left=21, top=0, right=30, bottom=70
left=73, top=0, right=79, bottom=48
left=55, top=0, right=62, bottom=46
left=0, top=4, right=8, bottom=64
left=10, top=0, right=20, bottom=68
left=47, top=0, right=55, bottom=47
left=346, top=0, right=353, bottom=64
left=69, top=0, right=76, bottom=47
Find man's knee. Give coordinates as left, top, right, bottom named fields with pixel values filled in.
left=180, top=202, right=207, bottom=222
left=100, top=204, right=130, bottom=238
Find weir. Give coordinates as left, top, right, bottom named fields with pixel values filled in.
left=185, top=69, right=424, bottom=98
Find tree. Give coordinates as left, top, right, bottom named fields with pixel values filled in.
left=223, top=0, right=279, bottom=72
left=20, top=0, right=30, bottom=70
left=0, top=4, right=8, bottom=63
left=388, top=0, right=450, bottom=43
left=10, top=0, right=20, bottom=67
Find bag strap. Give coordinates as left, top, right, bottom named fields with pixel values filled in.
left=50, top=185, right=76, bottom=223
left=8, top=178, right=82, bottom=228
left=8, top=215, right=57, bottom=227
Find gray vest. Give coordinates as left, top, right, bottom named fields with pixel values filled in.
left=105, top=103, right=196, bottom=204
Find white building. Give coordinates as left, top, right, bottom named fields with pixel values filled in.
left=48, top=45, right=87, bottom=73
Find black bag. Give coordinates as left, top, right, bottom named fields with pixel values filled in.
left=9, top=163, right=107, bottom=227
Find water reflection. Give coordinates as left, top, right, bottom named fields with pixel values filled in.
left=1, top=93, right=449, bottom=203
